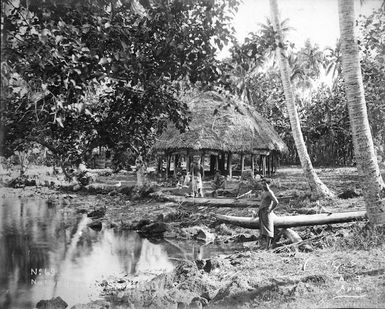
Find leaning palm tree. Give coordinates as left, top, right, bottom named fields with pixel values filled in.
left=338, top=0, right=385, bottom=225
left=269, top=0, right=334, bottom=199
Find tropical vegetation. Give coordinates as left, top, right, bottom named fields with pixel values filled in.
left=1, top=0, right=384, bottom=201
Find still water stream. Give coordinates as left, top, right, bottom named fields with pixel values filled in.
left=0, top=198, right=242, bottom=308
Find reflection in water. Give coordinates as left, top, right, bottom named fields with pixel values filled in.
left=136, top=239, right=173, bottom=274
left=0, top=198, right=243, bottom=308
left=0, top=198, right=175, bottom=308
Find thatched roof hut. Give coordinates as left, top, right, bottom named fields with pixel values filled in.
left=153, top=91, right=287, bottom=177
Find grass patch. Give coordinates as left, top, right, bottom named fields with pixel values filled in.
left=334, top=222, right=385, bottom=250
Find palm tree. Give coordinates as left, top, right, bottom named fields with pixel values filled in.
left=269, top=0, right=334, bottom=199
left=338, top=0, right=385, bottom=225
left=324, top=40, right=342, bottom=83
left=227, top=18, right=291, bottom=105
left=297, top=39, right=324, bottom=81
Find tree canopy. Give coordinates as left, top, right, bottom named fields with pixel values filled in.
left=1, top=0, right=239, bottom=164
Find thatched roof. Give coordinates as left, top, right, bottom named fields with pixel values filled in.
left=153, top=91, right=288, bottom=155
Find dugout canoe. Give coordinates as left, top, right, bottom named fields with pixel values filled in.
left=215, top=211, right=367, bottom=228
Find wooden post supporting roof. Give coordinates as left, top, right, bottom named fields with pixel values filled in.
left=251, top=154, right=255, bottom=176
left=262, top=155, right=266, bottom=177
left=228, top=152, right=233, bottom=178
left=166, top=155, right=170, bottom=179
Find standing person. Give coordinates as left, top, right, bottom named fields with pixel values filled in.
left=183, top=171, right=191, bottom=187
left=175, top=161, right=183, bottom=188
left=254, top=179, right=279, bottom=249
left=190, top=156, right=204, bottom=197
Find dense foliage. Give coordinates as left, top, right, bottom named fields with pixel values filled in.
left=1, top=1, right=383, bottom=169
left=223, top=6, right=384, bottom=166
left=1, top=0, right=239, bottom=165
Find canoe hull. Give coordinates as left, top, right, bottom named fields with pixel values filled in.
left=216, top=211, right=367, bottom=228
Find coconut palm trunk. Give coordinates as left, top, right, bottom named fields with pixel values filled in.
left=338, top=0, right=385, bottom=225
left=269, top=0, right=334, bottom=199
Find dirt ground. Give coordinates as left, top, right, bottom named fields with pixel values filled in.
left=1, top=166, right=385, bottom=308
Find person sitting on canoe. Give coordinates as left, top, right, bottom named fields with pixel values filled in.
left=253, top=179, right=278, bottom=249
